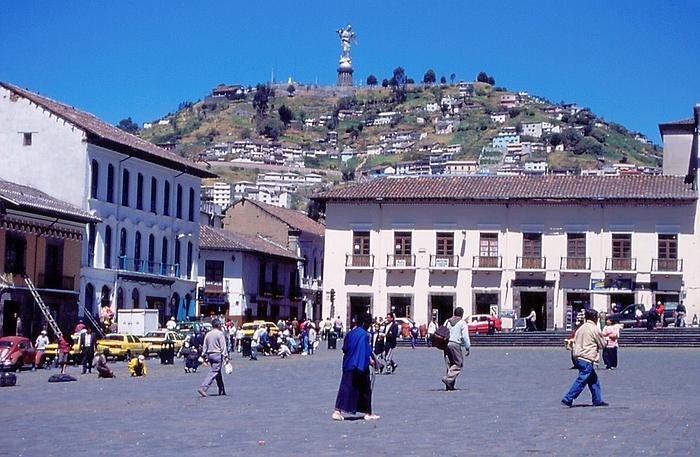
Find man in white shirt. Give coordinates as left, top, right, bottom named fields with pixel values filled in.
left=442, top=307, right=471, bottom=391
left=35, top=330, right=49, bottom=367
left=427, top=316, right=438, bottom=347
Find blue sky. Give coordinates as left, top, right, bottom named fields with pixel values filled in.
left=2, top=1, right=698, bottom=143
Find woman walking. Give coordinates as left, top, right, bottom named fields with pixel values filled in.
left=332, top=313, right=379, bottom=421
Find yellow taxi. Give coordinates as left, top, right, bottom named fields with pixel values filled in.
left=140, top=330, right=185, bottom=355
left=44, top=334, right=80, bottom=363
left=241, top=321, right=279, bottom=338
left=96, top=333, right=146, bottom=360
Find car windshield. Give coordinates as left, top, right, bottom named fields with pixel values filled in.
left=145, top=332, right=165, bottom=338
left=106, top=335, right=123, bottom=341
left=242, top=324, right=257, bottom=330
left=0, top=341, right=13, bottom=348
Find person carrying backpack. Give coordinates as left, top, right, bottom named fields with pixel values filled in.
left=441, top=307, right=470, bottom=391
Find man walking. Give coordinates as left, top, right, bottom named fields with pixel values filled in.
left=79, top=327, right=96, bottom=374
left=197, top=319, right=229, bottom=397
left=562, top=308, right=608, bottom=407
left=427, top=316, right=438, bottom=346
left=442, top=307, right=470, bottom=391
left=383, top=313, right=399, bottom=373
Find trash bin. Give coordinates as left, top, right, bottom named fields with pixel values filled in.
left=160, top=341, right=175, bottom=365
left=241, top=336, right=252, bottom=358
left=328, top=331, right=337, bottom=350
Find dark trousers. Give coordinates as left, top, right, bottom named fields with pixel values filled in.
left=81, top=349, right=94, bottom=373
left=602, top=347, right=618, bottom=369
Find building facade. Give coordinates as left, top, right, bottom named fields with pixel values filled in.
left=0, top=179, right=99, bottom=337
left=0, top=82, right=216, bottom=326
left=198, top=225, right=301, bottom=323
left=316, top=175, right=699, bottom=330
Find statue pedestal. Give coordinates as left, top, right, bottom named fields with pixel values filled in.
left=337, top=68, right=353, bottom=87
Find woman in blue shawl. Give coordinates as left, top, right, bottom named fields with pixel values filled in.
left=332, top=312, right=379, bottom=421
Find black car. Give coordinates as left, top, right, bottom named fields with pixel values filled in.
left=607, top=304, right=646, bottom=328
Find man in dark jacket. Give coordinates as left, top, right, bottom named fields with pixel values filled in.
left=79, top=328, right=96, bottom=374
left=383, top=313, right=399, bottom=374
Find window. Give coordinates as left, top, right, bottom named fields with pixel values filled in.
left=566, top=233, right=587, bottom=269
left=353, top=231, right=370, bottom=255
left=522, top=233, right=542, bottom=257
left=436, top=232, right=454, bottom=256
left=132, top=288, right=140, bottom=309
left=205, top=260, right=224, bottom=283
left=259, top=262, right=266, bottom=294
left=119, top=228, right=127, bottom=267
left=104, top=225, right=112, bottom=269
left=188, top=187, right=195, bottom=222
left=658, top=234, right=677, bottom=259
left=161, top=237, right=168, bottom=269
left=23, top=132, right=32, bottom=146
left=106, top=164, right=115, bottom=203
left=163, top=181, right=170, bottom=216
left=186, top=241, right=193, bottom=279
left=148, top=234, right=155, bottom=273
left=87, top=224, right=96, bottom=267
left=134, top=231, right=142, bottom=270
left=479, top=233, right=498, bottom=257
left=150, top=177, right=158, bottom=214
left=44, top=240, right=63, bottom=285
left=612, top=234, right=631, bottom=258
left=174, top=238, right=181, bottom=272
left=90, top=160, right=99, bottom=199
left=121, top=170, right=130, bottom=206
left=176, top=185, right=183, bottom=219
left=136, top=173, right=144, bottom=210
left=394, top=232, right=412, bottom=255
left=4, top=232, right=26, bottom=274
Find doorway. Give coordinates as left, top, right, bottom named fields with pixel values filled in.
left=389, top=295, right=412, bottom=319
left=520, top=292, right=547, bottom=331
left=566, top=293, right=590, bottom=329
left=474, top=293, right=499, bottom=315
left=2, top=300, right=20, bottom=336
left=146, top=296, right=166, bottom=325
left=430, top=294, right=454, bottom=325
left=348, top=295, right=371, bottom=323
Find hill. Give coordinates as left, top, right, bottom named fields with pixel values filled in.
left=138, top=80, right=662, bottom=186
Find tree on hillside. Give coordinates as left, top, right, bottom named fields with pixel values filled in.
left=278, top=105, right=294, bottom=127
left=259, top=118, right=283, bottom=140
left=573, top=137, right=604, bottom=156
left=440, top=75, right=447, bottom=84
left=487, top=75, right=495, bottom=85
left=117, top=117, right=139, bottom=134
left=423, top=69, right=436, bottom=84
left=381, top=78, right=389, bottom=88
left=477, top=71, right=489, bottom=83
left=389, top=67, right=407, bottom=103
left=253, top=84, right=275, bottom=119
left=450, top=73, right=456, bottom=84
left=549, top=132, right=563, bottom=146
left=287, top=84, right=296, bottom=96
left=366, top=74, right=378, bottom=87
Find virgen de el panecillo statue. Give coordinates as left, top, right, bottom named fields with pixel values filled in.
left=336, top=24, right=357, bottom=87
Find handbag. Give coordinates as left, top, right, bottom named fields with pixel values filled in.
left=224, top=361, right=233, bottom=375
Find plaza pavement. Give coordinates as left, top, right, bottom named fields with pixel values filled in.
left=2, top=343, right=699, bottom=456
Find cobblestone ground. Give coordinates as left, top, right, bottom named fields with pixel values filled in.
left=2, top=344, right=699, bottom=457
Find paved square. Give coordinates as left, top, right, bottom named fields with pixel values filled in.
left=2, top=344, right=699, bottom=456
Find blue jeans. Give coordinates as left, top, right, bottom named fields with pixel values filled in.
left=563, top=358, right=603, bottom=405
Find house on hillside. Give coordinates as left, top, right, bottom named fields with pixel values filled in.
left=222, top=199, right=325, bottom=320
left=0, top=81, right=216, bottom=325
left=211, top=84, right=244, bottom=100
left=500, top=94, right=518, bottom=108
left=490, top=112, right=508, bottom=124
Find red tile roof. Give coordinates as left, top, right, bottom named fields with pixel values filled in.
left=314, top=175, right=696, bottom=204
left=199, top=225, right=300, bottom=260
left=1, top=81, right=216, bottom=178
left=0, top=179, right=100, bottom=223
left=236, top=199, right=325, bottom=237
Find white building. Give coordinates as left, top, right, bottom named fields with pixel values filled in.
left=522, top=122, right=543, bottom=138
left=0, top=81, right=216, bottom=324
left=490, top=112, right=508, bottom=124
left=198, top=225, right=301, bottom=322
left=315, top=175, right=699, bottom=330
left=201, top=182, right=234, bottom=210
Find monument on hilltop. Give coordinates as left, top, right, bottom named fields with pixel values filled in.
left=336, top=24, right=356, bottom=87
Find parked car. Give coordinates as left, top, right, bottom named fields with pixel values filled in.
left=467, top=314, right=502, bottom=334
left=140, top=330, right=185, bottom=355
left=96, top=333, right=146, bottom=360
left=0, top=336, right=36, bottom=371
left=607, top=304, right=646, bottom=328
left=241, top=321, right=279, bottom=338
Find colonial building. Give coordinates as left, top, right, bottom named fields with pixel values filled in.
left=0, top=179, right=99, bottom=337
left=0, top=82, right=217, bottom=325
left=222, top=199, right=325, bottom=320
left=659, top=105, right=699, bottom=177
left=315, top=175, right=698, bottom=330
left=197, top=225, right=301, bottom=322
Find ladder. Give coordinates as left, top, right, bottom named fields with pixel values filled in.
left=81, top=305, right=105, bottom=338
left=23, top=275, right=63, bottom=339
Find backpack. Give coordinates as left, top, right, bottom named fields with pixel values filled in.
left=432, top=325, right=451, bottom=350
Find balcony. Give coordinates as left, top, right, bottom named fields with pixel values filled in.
left=345, top=254, right=374, bottom=270
left=386, top=254, right=416, bottom=270
left=516, top=256, right=546, bottom=271
left=301, top=277, right=323, bottom=290
left=429, top=255, right=459, bottom=270
left=118, top=256, right=180, bottom=278
left=472, top=256, right=503, bottom=270
left=204, top=280, right=224, bottom=293
left=559, top=257, right=591, bottom=272
left=652, top=258, right=683, bottom=274
left=605, top=257, right=637, bottom=272
left=37, top=274, right=75, bottom=290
